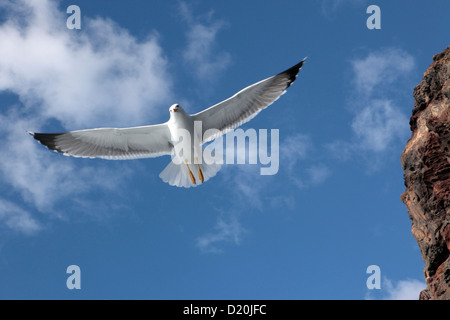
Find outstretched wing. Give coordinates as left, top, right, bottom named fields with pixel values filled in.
left=193, top=58, right=306, bottom=143
left=29, top=123, right=173, bottom=160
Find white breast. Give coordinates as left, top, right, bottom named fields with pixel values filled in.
left=168, top=111, right=201, bottom=164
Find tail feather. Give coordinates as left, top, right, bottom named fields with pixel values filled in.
left=159, top=159, right=222, bottom=188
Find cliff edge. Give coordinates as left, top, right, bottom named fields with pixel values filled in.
left=401, top=46, right=450, bottom=300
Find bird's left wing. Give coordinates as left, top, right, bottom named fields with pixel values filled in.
left=193, top=58, right=306, bottom=143
left=29, top=123, right=173, bottom=160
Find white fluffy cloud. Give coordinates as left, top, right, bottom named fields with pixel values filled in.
left=365, top=277, right=426, bottom=300
left=351, top=99, right=409, bottom=153
left=0, top=0, right=173, bottom=129
left=383, top=278, right=426, bottom=300
left=351, top=48, right=415, bottom=97
left=0, top=0, right=174, bottom=233
left=328, top=48, right=414, bottom=166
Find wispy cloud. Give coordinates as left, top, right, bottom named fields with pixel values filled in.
left=318, top=0, right=369, bottom=18
left=280, top=133, right=331, bottom=188
left=220, top=131, right=330, bottom=207
left=195, top=130, right=330, bottom=253
left=196, top=214, right=246, bottom=253
left=305, top=164, right=331, bottom=186
left=0, top=199, right=41, bottom=235
left=280, top=133, right=312, bottom=174
left=178, top=1, right=231, bottom=82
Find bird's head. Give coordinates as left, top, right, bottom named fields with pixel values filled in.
left=169, top=104, right=181, bottom=113
left=169, top=104, right=187, bottom=121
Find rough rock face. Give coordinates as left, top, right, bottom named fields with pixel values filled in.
left=401, top=46, right=450, bottom=300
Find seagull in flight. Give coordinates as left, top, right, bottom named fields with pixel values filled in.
left=29, top=58, right=306, bottom=188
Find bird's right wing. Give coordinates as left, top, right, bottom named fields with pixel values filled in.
left=29, top=123, right=173, bottom=160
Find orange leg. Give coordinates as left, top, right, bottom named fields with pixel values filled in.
left=197, top=164, right=204, bottom=183
left=185, top=162, right=196, bottom=184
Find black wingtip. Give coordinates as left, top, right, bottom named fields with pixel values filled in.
left=29, top=132, right=64, bottom=153
left=279, top=57, right=307, bottom=88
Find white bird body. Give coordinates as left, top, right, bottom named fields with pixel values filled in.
left=165, top=103, right=209, bottom=186
left=29, top=58, right=306, bottom=188
left=167, top=104, right=200, bottom=164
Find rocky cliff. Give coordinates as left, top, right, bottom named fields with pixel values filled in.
left=401, top=46, right=450, bottom=300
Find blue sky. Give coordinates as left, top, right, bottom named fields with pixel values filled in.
left=0, top=0, right=448, bottom=300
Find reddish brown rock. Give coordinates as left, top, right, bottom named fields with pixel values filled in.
left=401, top=46, right=450, bottom=300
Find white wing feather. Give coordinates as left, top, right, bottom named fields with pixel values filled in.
left=193, top=58, right=306, bottom=143
left=29, top=123, right=173, bottom=159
